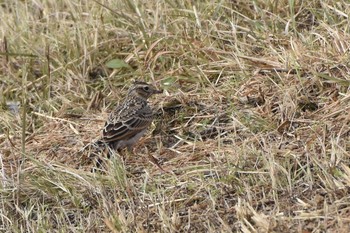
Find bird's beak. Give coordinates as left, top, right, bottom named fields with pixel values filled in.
left=153, top=89, right=163, bottom=94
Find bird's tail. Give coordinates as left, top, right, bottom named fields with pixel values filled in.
left=80, top=139, right=105, bottom=154
left=80, top=139, right=112, bottom=172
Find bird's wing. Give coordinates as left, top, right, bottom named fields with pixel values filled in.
left=102, top=103, right=153, bottom=143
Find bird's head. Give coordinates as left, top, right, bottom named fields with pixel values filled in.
left=128, top=81, right=163, bottom=99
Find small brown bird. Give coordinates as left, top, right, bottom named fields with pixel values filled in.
left=98, top=81, right=162, bottom=151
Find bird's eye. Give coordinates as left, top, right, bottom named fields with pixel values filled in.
left=143, top=86, right=150, bottom=91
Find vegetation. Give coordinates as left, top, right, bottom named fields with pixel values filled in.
left=1, top=0, right=349, bottom=232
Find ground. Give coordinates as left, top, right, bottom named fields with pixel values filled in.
left=1, top=0, right=350, bottom=232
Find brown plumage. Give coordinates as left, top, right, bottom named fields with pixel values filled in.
left=98, top=81, right=162, bottom=151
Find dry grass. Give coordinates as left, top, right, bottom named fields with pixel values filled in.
left=1, top=0, right=350, bottom=232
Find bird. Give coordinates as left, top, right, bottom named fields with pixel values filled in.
left=96, top=81, right=162, bottom=152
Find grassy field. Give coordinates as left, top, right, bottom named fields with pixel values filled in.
left=1, top=0, right=350, bottom=232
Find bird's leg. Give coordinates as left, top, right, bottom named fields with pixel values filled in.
left=141, top=146, right=168, bottom=173
left=147, top=153, right=167, bottom=173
